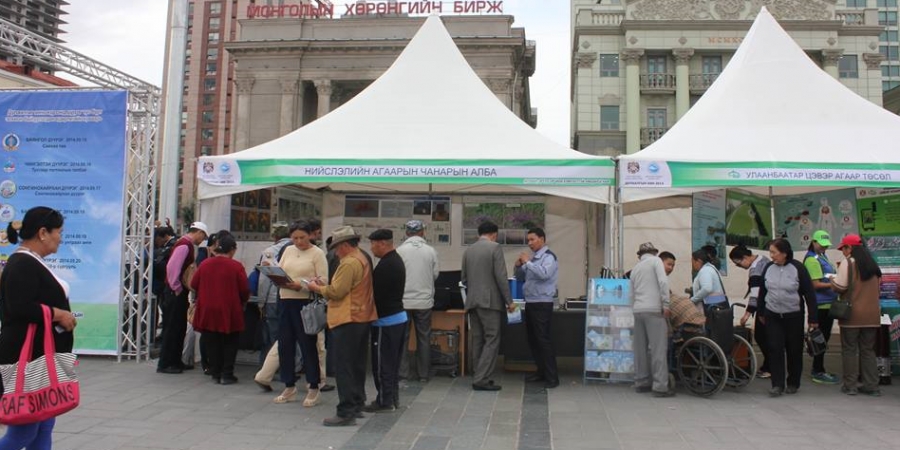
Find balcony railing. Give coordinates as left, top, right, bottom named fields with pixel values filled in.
left=835, top=9, right=878, bottom=26
left=641, top=127, right=668, bottom=146
left=590, top=12, right=624, bottom=26
left=640, top=73, right=676, bottom=93
left=689, top=73, right=719, bottom=93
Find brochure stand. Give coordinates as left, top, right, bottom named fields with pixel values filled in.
left=584, top=278, right=634, bottom=383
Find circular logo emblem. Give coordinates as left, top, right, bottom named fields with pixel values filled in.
left=626, top=162, right=640, bottom=174
left=219, top=163, right=231, bottom=173
left=0, top=180, right=15, bottom=198
left=2, top=133, right=19, bottom=151
left=648, top=163, right=660, bottom=174
left=0, top=204, right=15, bottom=222
left=3, top=160, right=15, bottom=173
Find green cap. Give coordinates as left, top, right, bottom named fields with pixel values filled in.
left=812, top=230, right=832, bottom=247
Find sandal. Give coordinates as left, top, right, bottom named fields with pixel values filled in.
left=274, top=387, right=297, bottom=404
left=303, top=388, right=320, bottom=407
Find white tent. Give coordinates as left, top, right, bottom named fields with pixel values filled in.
left=619, top=7, right=900, bottom=203
left=197, top=15, right=614, bottom=204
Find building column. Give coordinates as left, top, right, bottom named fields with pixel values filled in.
left=314, top=79, right=332, bottom=119
left=622, top=49, right=644, bottom=154
left=486, top=78, right=512, bottom=110
left=864, top=53, right=886, bottom=106
left=822, top=48, right=844, bottom=79
left=673, top=48, right=694, bottom=121
left=279, top=78, right=299, bottom=136
left=234, top=77, right=255, bottom=151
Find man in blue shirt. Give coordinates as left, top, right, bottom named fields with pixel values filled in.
left=515, top=227, right=559, bottom=389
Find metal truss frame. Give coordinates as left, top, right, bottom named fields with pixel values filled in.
left=0, top=18, right=161, bottom=361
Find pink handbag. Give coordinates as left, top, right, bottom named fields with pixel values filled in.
left=0, top=304, right=79, bottom=425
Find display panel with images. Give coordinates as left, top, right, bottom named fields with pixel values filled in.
left=725, top=189, right=772, bottom=250
left=775, top=188, right=859, bottom=249
left=691, top=190, right=727, bottom=274
left=343, top=195, right=451, bottom=246
left=461, top=196, right=545, bottom=246
left=585, top=278, right=634, bottom=382
left=231, top=186, right=321, bottom=241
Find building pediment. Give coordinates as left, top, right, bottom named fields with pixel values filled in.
left=627, top=0, right=836, bottom=21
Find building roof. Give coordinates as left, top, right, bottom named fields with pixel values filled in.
left=198, top=16, right=613, bottom=204
left=0, top=60, right=77, bottom=87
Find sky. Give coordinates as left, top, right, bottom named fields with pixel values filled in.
left=61, top=0, right=571, bottom=147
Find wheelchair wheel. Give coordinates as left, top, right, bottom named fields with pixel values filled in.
left=726, top=334, right=757, bottom=389
left=677, top=336, right=728, bottom=397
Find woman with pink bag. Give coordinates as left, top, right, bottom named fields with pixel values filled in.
left=0, top=207, right=77, bottom=449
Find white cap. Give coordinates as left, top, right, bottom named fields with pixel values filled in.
left=189, top=221, right=209, bottom=235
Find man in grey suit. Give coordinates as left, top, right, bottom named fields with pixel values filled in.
left=462, top=221, right=516, bottom=391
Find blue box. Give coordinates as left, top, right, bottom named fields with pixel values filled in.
left=508, top=278, right=524, bottom=301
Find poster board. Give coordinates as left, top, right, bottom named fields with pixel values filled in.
left=461, top=195, right=545, bottom=246
left=856, top=188, right=900, bottom=236
left=0, top=90, right=127, bottom=354
left=725, top=189, right=772, bottom=250
left=584, top=278, right=634, bottom=383
left=691, top=190, right=727, bottom=274
left=774, top=188, right=858, bottom=249
left=343, top=194, right=450, bottom=246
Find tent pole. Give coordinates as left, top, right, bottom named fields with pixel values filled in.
left=616, top=182, right=624, bottom=276
left=769, top=186, right=776, bottom=240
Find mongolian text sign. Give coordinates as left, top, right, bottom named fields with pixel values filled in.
left=246, top=1, right=504, bottom=19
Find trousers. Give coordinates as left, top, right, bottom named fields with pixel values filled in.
left=754, top=313, right=770, bottom=372
left=812, top=306, right=834, bottom=374
left=469, top=308, right=503, bottom=385
left=158, top=287, right=188, bottom=370
left=633, top=312, right=669, bottom=393
left=202, top=331, right=240, bottom=378
left=371, top=323, right=406, bottom=407
left=524, top=302, right=558, bottom=383
left=765, top=312, right=805, bottom=390
left=278, top=300, right=320, bottom=389
left=333, top=322, right=371, bottom=418
left=399, top=309, right=432, bottom=380
left=841, top=327, right=879, bottom=391
left=0, top=418, right=55, bottom=450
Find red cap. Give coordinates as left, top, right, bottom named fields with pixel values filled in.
left=837, top=234, right=862, bottom=250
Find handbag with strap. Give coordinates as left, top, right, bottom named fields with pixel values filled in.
left=830, top=260, right=853, bottom=320
left=300, top=294, right=327, bottom=335
left=0, top=304, right=79, bottom=425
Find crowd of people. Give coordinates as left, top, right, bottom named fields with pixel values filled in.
left=145, top=217, right=562, bottom=425
left=629, top=229, right=884, bottom=399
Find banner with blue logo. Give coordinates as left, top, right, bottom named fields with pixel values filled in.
left=0, top=90, right=127, bottom=354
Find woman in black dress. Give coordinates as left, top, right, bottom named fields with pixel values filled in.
left=0, top=206, right=77, bottom=449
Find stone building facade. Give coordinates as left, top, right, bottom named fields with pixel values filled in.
left=572, top=0, right=884, bottom=156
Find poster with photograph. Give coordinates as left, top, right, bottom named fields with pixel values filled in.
left=725, top=189, right=772, bottom=250
left=588, top=278, right=631, bottom=306
left=691, top=190, right=727, bottom=274
left=344, top=195, right=451, bottom=245
left=775, top=188, right=858, bottom=249
left=856, top=188, right=900, bottom=236
left=462, top=196, right=545, bottom=246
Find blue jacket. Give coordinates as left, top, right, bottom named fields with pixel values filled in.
left=515, top=246, right=558, bottom=303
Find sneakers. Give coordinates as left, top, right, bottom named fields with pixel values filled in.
left=811, top=372, right=840, bottom=385
left=785, top=386, right=798, bottom=395
left=756, top=371, right=771, bottom=379
left=303, top=389, right=320, bottom=407
left=651, top=390, right=675, bottom=398
left=768, top=387, right=783, bottom=397
left=323, top=416, right=356, bottom=427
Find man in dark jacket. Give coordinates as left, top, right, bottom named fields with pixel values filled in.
left=364, top=229, right=407, bottom=412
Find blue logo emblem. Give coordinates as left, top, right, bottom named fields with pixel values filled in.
left=648, top=163, right=660, bottom=174
left=728, top=170, right=741, bottom=179
left=219, top=163, right=230, bottom=173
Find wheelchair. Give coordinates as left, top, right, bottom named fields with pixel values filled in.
left=669, top=303, right=758, bottom=397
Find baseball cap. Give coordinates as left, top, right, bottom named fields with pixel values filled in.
left=812, top=230, right=832, bottom=247
left=837, top=234, right=862, bottom=250
left=637, top=242, right=658, bottom=255
left=405, top=220, right=425, bottom=233
left=189, top=221, right=209, bottom=236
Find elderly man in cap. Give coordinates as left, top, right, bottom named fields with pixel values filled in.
left=629, top=242, right=674, bottom=397
left=157, top=221, right=209, bottom=374
left=397, top=219, right=439, bottom=383
left=307, top=226, right=377, bottom=426
left=364, top=229, right=407, bottom=413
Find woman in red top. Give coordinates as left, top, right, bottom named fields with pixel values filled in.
left=191, top=231, right=249, bottom=385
